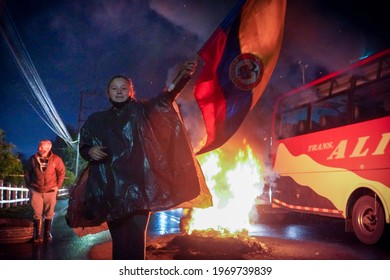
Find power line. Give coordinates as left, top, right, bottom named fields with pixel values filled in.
left=0, top=1, right=76, bottom=150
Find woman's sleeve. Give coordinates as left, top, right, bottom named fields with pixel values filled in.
left=166, top=74, right=192, bottom=102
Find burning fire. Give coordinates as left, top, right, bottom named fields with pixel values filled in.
left=185, top=143, right=263, bottom=235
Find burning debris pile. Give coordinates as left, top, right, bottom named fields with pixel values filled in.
left=147, top=231, right=268, bottom=260
left=146, top=143, right=268, bottom=260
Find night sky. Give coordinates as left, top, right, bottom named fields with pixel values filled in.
left=1, top=0, right=389, bottom=158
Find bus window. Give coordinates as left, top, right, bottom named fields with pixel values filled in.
left=355, top=58, right=390, bottom=87
left=278, top=106, right=308, bottom=139
left=353, top=78, right=390, bottom=121
left=311, top=93, right=348, bottom=130
left=354, top=61, right=380, bottom=87
left=331, top=73, right=352, bottom=95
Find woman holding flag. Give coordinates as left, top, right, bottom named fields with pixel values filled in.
left=67, top=61, right=212, bottom=260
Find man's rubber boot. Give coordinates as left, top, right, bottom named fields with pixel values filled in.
left=33, top=219, right=43, bottom=243
left=44, top=219, right=53, bottom=241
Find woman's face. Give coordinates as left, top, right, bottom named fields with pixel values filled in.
left=108, top=77, right=131, bottom=103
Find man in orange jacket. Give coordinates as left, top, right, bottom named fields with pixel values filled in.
left=24, top=140, right=65, bottom=243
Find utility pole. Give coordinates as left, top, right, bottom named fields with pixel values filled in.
left=74, top=91, right=85, bottom=177
left=74, top=90, right=105, bottom=176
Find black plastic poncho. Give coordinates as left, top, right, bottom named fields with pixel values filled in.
left=66, top=93, right=212, bottom=232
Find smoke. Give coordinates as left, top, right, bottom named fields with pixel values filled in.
left=149, top=0, right=236, bottom=43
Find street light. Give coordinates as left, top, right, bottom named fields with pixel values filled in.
left=298, top=60, right=309, bottom=85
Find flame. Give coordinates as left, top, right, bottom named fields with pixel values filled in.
left=187, top=143, right=263, bottom=235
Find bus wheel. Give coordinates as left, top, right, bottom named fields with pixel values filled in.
left=352, top=195, right=385, bottom=245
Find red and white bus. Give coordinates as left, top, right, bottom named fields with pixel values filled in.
left=270, top=48, right=390, bottom=244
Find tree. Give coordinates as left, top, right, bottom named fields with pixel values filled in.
left=0, top=128, right=24, bottom=185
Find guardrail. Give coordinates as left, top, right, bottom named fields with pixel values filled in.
left=0, top=180, right=68, bottom=208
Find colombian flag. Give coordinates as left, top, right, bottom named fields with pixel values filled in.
left=194, top=0, right=286, bottom=154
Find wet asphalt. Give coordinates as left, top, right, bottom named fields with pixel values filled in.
left=0, top=199, right=183, bottom=260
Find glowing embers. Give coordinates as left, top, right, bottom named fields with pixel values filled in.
left=184, top=144, right=263, bottom=235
